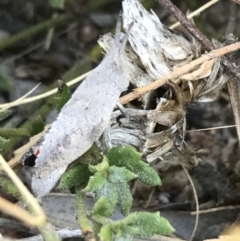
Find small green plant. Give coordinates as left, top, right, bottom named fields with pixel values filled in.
left=59, top=145, right=174, bottom=240
left=55, top=83, right=174, bottom=240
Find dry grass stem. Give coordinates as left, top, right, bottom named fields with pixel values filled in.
left=0, top=197, right=40, bottom=227
left=169, top=0, right=220, bottom=29
left=179, top=162, right=199, bottom=241
left=0, top=71, right=91, bottom=110
left=0, top=155, right=46, bottom=227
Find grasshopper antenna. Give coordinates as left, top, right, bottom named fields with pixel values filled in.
left=114, top=13, right=122, bottom=48
left=115, top=13, right=134, bottom=53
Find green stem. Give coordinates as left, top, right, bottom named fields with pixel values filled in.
left=90, top=213, right=110, bottom=226
left=0, top=14, right=72, bottom=51
left=75, top=188, right=93, bottom=235
left=39, top=223, right=61, bottom=241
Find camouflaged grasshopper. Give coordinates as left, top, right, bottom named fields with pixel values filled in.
left=30, top=20, right=133, bottom=198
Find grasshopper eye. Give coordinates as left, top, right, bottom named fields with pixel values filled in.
left=22, top=148, right=40, bottom=167
left=23, top=154, right=37, bottom=167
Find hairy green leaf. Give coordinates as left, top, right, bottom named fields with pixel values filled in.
left=89, top=156, right=109, bottom=173
left=92, top=196, right=115, bottom=218
left=93, top=165, right=135, bottom=217
left=99, top=224, right=112, bottom=241
left=83, top=171, right=107, bottom=193
left=95, top=181, right=118, bottom=217
left=129, top=212, right=174, bottom=237
left=111, top=212, right=174, bottom=239
left=108, top=166, right=137, bottom=184
left=106, top=146, right=161, bottom=186
left=117, top=181, right=132, bottom=216
left=59, top=162, right=91, bottom=189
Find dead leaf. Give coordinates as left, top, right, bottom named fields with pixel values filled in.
left=180, top=59, right=216, bottom=81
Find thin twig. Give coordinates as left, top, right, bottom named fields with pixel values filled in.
left=178, top=161, right=199, bottom=241
left=169, top=0, right=220, bottom=29
left=14, top=83, right=41, bottom=102
left=144, top=187, right=155, bottom=209
left=120, top=42, right=240, bottom=105
left=191, top=205, right=240, bottom=215
left=186, top=125, right=236, bottom=133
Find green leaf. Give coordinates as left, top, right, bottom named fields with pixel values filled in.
left=82, top=171, right=107, bottom=193
left=93, top=166, right=135, bottom=217
left=50, top=0, right=66, bottom=9
left=0, top=136, right=9, bottom=152
left=55, top=80, right=71, bottom=111
left=106, top=146, right=161, bottom=186
left=0, top=73, right=12, bottom=92
left=0, top=109, right=11, bottom=121
left=108, top=166, right=137, bottom=184
left=95, top=181, right=118, bottom=217
left=129, top=212, right=174, bottom=237
left=28, top=117, right=45, bottom=136
left=99, top=224, right=112, bottom=241
left=59, top=162, right=91, bottom=189
left=92, top=196, right=115, bottom=218
left=89, top=156, right=109, bottom=173
left=111, top=212, right=174, bottom=239
left=117, top=181, right=132, bottom=216
left=113, top=216, right=137, bottom=240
